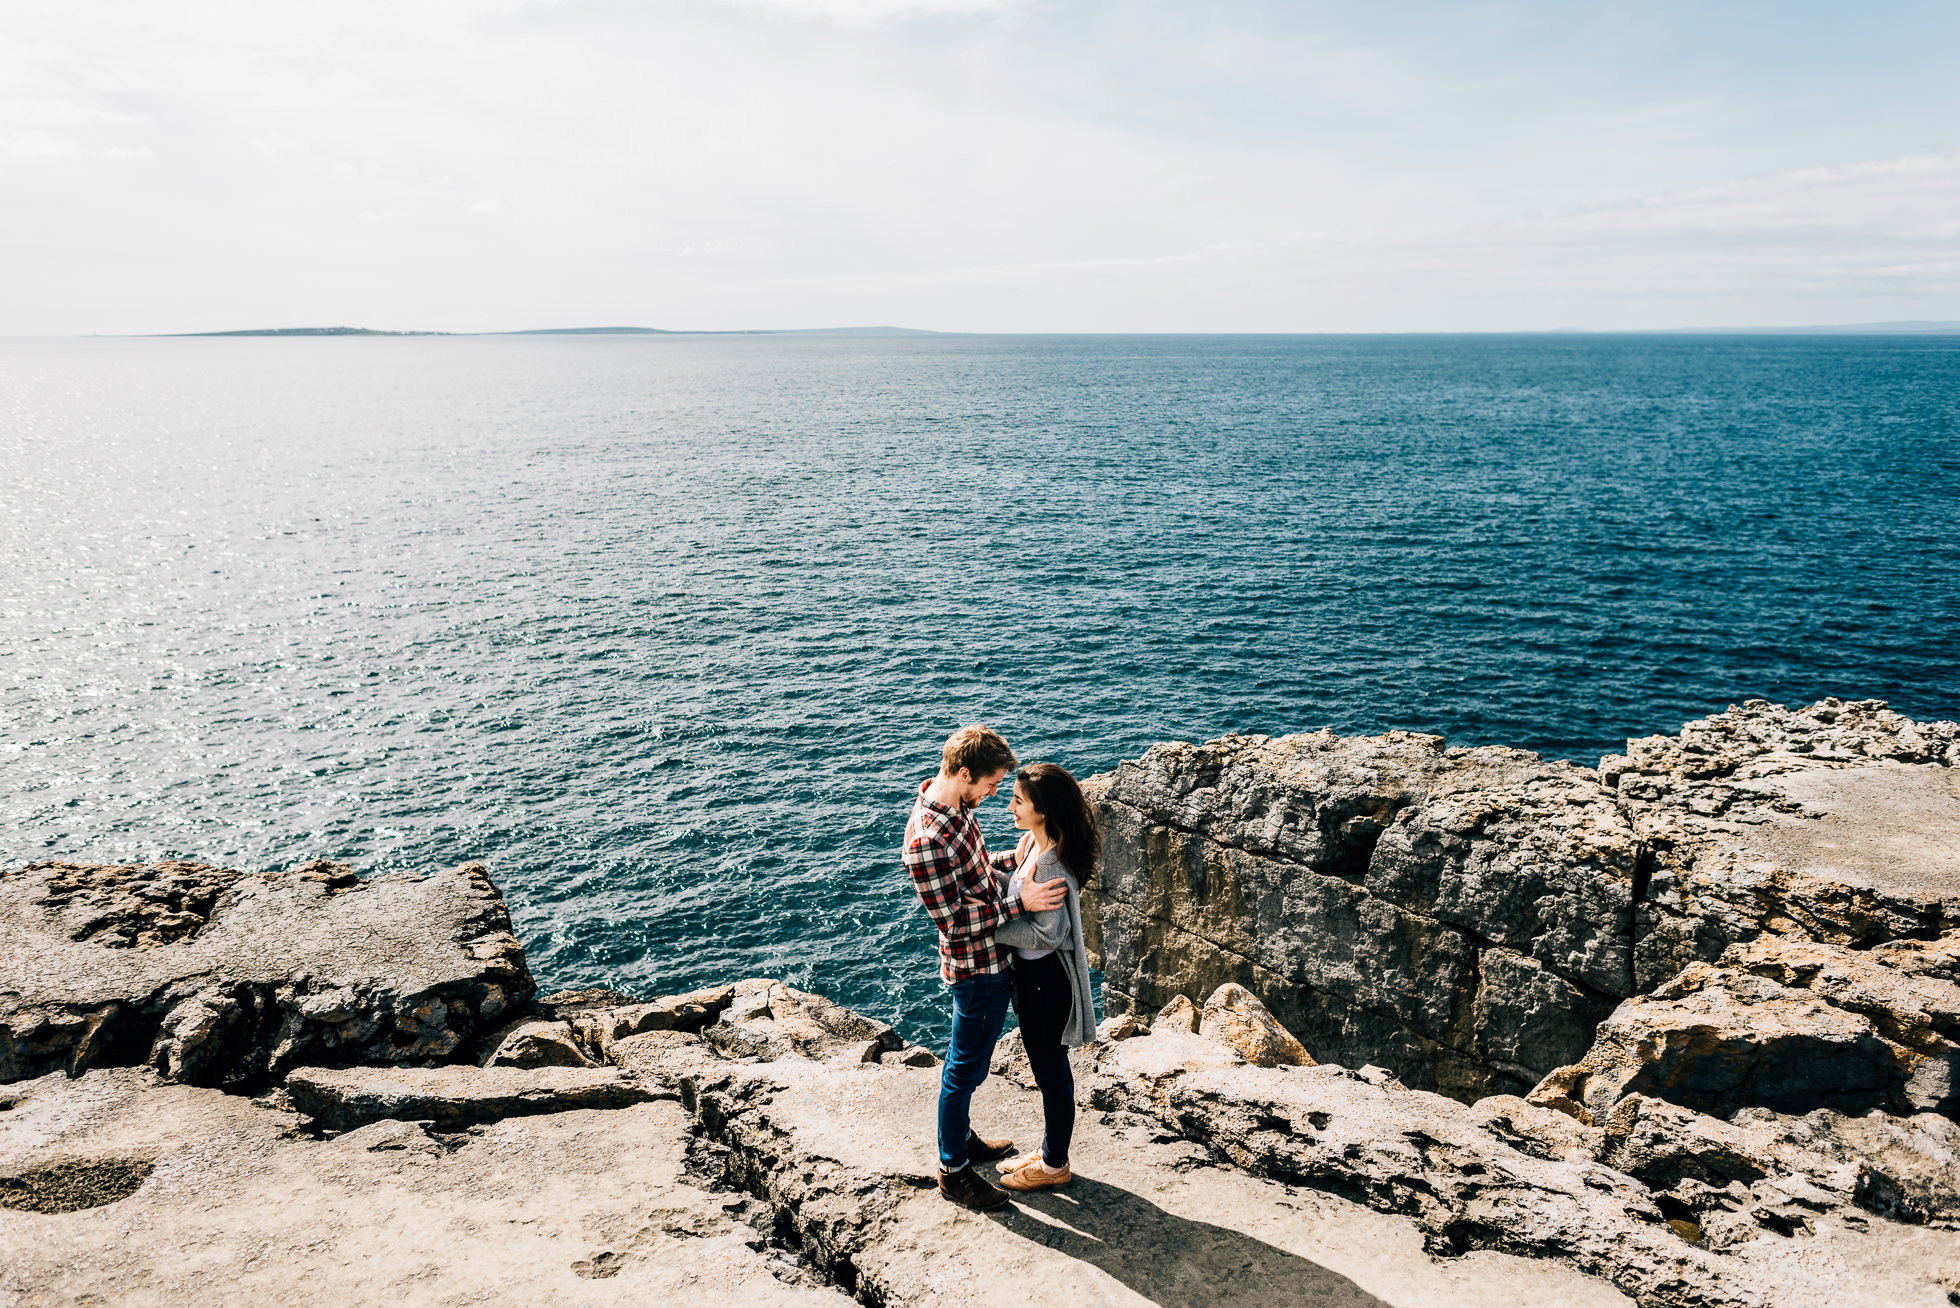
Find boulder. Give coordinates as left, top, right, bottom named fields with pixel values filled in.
left=1597, top=1094, right=1775, bottom=1193
left=605, top=1029, right=709, bottom=1078
left=0, top=859, right=533, bottom=1088
left=333, top=1118, right=447, bottom=1156
left=285, top=1063, right=660, bottom=1131
left=1095, top=1011, right=1143, bottom=1042
left=1722, top=935, right=1960, bottom=1113
left=482, top=1019, right=596, bottom=1069
left=1151, top=994, right=1198, bottom=1033
left=1199, top=983, right=1313, bottom=1067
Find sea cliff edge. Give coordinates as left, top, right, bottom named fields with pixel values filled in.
left=4, top=696, right=1958, bottom=1307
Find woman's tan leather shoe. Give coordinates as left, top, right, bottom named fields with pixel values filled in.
left=997, top=1148, right=1043, bottom=1174
left=998, top=1161, right=1072, bottom=1192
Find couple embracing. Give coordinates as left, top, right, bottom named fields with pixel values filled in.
left=901, top=724, right=1100, bottom=1212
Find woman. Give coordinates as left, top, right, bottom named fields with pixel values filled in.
left=992, top=762, right=1100, bottom=1192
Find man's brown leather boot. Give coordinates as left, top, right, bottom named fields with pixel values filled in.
left=937, top=1166, right=1012, bottom=1211
left=965, top=1133, right=1015, bottom=1165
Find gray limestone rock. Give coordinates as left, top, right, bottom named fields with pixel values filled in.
left=1531, top=929, right=1960, bottom=1125
left=1152, top=994, right=1198, bottom=1033
left=1732, top=1105, right=1960, bottom=1227
left=0, top=858, right=534, bottom=1088
left=0, top=1064, right=850, bottom=1306
left=1083, top=1024, right=1960, bottom=1305
left=1085, top=730, right=1638, bottom=1098
left=1086, top=697, right=1960, bottom=1112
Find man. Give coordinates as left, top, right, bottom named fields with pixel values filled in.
left=903, top=724, right=1068, bottom=1212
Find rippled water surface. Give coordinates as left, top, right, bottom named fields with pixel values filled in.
left=4, top=333, right=1957, bottom=1041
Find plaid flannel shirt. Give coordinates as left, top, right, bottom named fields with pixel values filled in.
left=903, top=782, right=1024, bottom=983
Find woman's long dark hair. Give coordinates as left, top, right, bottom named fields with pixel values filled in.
left=1017, top=762, right=1100, bottom=885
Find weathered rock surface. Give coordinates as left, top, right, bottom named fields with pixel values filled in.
left=11, top=958, right=1960, bottom=1306
left=585, top=987, right=1647, bottom=1308
left=1084, top=698, right=1960, bottom=1109
left=1607, top=699, right=1960, bottom=990
left=1, top=858, right=532, bottom=1088
left=1152, top=992, right=1198, bottom=1032
left=482, top=1019, right=598, bottom=1068
left=0, top=1065, right=848, bottom=1306
left=475, top=987, right=740, bottom=1069
left=1093, top=1020, right=1960, bottom=1305
left=1072, top=696, right=1960, bottom=1303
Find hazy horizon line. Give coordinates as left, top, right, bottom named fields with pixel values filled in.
left=51, top=320, right=1960, bottom=340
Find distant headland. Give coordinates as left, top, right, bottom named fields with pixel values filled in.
left=176, top=326, right=447, bottom=337
left=168, top=324, right=948, bottom=338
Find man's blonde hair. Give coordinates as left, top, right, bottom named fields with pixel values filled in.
left=941, top=725, right=1017, bottom=780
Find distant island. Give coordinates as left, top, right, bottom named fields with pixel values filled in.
left=176, top=326, right=450, bottom=337
left=166, top=324, right=947, bottom=338
left=1663, top=320, right=1960, bottom=335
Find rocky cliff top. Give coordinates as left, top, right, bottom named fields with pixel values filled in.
left=6, top=695, right=1959, bottom=1307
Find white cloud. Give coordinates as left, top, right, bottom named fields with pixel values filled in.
left=0, top=128, right=79, bottom=159
left=716, top=0, right=1021, bottom=26
left=0, top=0, right=1955, bottom=332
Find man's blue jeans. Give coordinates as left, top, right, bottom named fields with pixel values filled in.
left=937, top=972, right=1013, bottom=1172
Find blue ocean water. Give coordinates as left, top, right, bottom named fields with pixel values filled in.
left=3, top=333, right=1956, bottom=1043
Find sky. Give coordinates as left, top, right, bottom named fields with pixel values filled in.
left=3, top=0, right=1958, bottom=334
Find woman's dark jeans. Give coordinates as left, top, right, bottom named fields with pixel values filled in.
left=937, top=972, right=1013, bottom=1172
left=1011, top=951, right=1075, bottom=1168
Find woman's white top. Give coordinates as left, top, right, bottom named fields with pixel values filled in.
left=1004, top=846, right=1061, bottom=960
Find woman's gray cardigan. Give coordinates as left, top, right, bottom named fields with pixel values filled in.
left=992, top=848, right=1097, bottom=1048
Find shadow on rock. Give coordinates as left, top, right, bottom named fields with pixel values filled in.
left=988, top=1173, right=1390, bottom=1308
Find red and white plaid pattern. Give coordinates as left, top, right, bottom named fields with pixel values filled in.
left=903, top=786, right=1024, bottom=983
